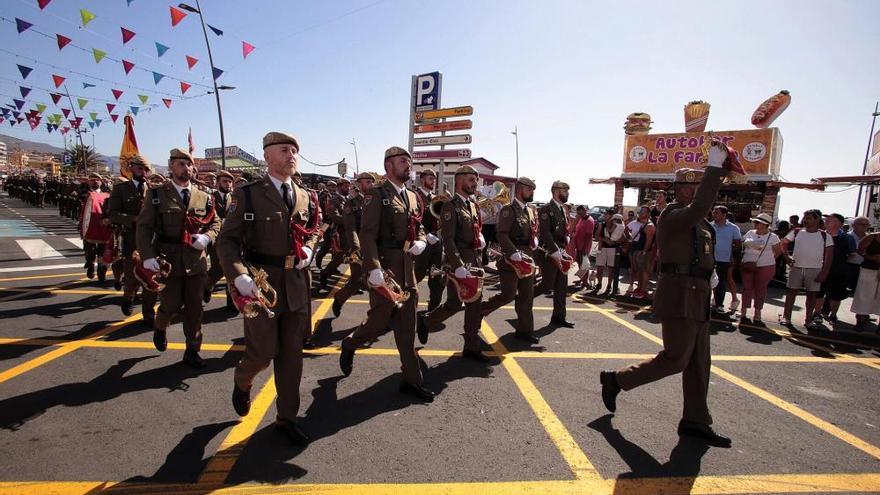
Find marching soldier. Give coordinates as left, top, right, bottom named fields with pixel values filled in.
left=136, top=148, right=221, bottom=368
left=205, top=169, right=235, bottom=309
left=106, top=155, right=157, bottom=325
left=600, top=140, right=737, bottom=448
left=332, top=172, right=374, bottom=316
left=413, top=169, right=445, bottom=311
left=534, top=181, right=575, bottom=328
left=417, top=165, right=490, bottom=362
left=81, top=173, right=108, bottom=282
left=319, top=178, right=351, bottom=289
left=217, top=131, right=320, bottom=445
left=338, top=147, right=434, bottom=402
left=480, top=177, right=540, bottom=344
left=314, top=180, right=337, bottom=269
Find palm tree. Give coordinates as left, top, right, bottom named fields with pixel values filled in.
left=66, top=144, right=104, bottom=175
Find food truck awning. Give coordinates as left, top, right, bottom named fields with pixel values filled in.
left=811, top=175, right=880, bottom=186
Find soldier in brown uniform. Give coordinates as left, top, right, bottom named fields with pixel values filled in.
left=339, top=147, right=434, bottom=402
left=217, top=131, right=320, bottom=445
left=314, top=180, right=337, bottom=269
left=81, top=173, right=109, bottom=282
left=534, top=181, right=575, bottom=327
left=319, top=178, right=351, bottom=289
left=136, top=148, right=221, bottom=368
left=332, top=172, right=375, bottom=316
left=600, top=141, right=735, bottom=448
left=480, top=177, right=539, bottom=343
left=413, top=169, right=445, bottom=312
left=417, top=165, right=490, bottom=362
left=205, top=170, right=235, bottom=308
left=106, top=155, right=157, bottom=324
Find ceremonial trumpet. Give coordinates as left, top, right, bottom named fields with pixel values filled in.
left=371, top=269, right=410, bottom=308
left=486, top=245, right=537, bottom=279
left=430, top=264, right=484, bottom=303
left=132, top=250, right=172, bottom=293
left=230, top=265, right=278, bottom=318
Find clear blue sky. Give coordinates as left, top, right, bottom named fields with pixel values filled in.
left=2, top=0, right=878, bottom=219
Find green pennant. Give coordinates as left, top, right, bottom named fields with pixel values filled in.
left=77, top=98, right=88, bottom=109
left=36, top=103, right=47, bottom=113
left=138, top=94, right=148, bottom=104
left=92, top=48, right=106, bottom=63
left=89, top=112, right=98, bottom=121
left=80, top=9, right=96, bottom=27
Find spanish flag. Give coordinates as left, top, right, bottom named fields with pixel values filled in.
left=118, top=112, right=140, bottom=179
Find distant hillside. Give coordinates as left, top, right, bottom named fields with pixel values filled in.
left=0, top=133, right=122, bottom=172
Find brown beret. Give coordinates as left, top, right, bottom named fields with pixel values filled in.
left=88, top=172, right=101, bottom=179
left=169, top=148, right=194, bottom=163
left=674, top=168, right=704, bottom=184
left=551, top=180, right=570, bottom=190
left=517, top=176, right=536, bottom=188
left=204, top=172, right=217, bottom=179
left=384, top=146, right=411, bottom=160
left=128, top=154, right=149, bottom=169
left=326, top=180, right=337, bottom=187
left=356, top=172, right=375, bottom=181
left=420, top=168, right=436, bottom=177
left=262, top=131, right=300, bottom=151
left=216, top=170, right=234, bottom=180
left=336, top=178, right=350, bottom=185
left=455, top=165, right=479, bottom=176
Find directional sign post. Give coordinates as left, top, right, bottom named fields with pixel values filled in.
left=413, top=120, right=472, bottom=134
left=413, top=134, right=472, bottom=146
left=414, top=106, right=473, bottom=122
left=412, top=149, right=472, bottom=160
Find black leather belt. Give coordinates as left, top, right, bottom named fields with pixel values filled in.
left=660, top=263, right=712, bottom=280
left=247, top=251, right=299, bottom=269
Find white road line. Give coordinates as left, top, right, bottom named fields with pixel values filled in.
left=0, top=262, right=82, bottom=273
left=65, top=237, right=83, bottom=249
left=15, top=239, right=65, bottom=260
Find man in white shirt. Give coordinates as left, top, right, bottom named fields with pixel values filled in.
left=590, top=211, right=624, bottom=296
left=779, top=209, right=834, bottom=328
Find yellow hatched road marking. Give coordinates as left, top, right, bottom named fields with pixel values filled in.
left=583, top=301, right=880, bottom=462
left=196, top=271, right=350, bottom=486
left=0, top=271, right=82, bottom=282
left=479, top=320, right=600, bottom=481
left=0, top=278, right=87, bottom=303
left=0, top=286, right=228, bottom=299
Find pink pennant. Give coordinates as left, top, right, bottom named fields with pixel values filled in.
left=61, top=108, right=71, bottom=118
left=169, top=6, right=187, bottom=27
left=122, top=60, right=135, bottom=75
left=180, top=82, right=191, bottom=94
left=121, top=27, right=136, bottom=44
left=110, top=114, right=118, bottom=123
left=52, top=74, right=66, bottom=88
left=50, top=93, right=62, bottom=104
left=162, top=98, right=172, bottom=108
left=185, top=55, right=198, bottom=70
left=242, top=41, right=255, bottom=59
left=111, top=89, right=123, bottom=100
left=106, top=103, right=115, bottom=113
left=38, top=0, right=52, bottom=9
left=56, top=34, right=71, bottom=50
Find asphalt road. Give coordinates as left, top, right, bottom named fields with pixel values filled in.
left=1, top=193, right=879, bottom=495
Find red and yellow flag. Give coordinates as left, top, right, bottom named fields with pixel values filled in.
left=118, top=113, right=140, bottom=179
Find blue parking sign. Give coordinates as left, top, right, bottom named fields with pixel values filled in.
left=413, top=72, right=441, bottom=111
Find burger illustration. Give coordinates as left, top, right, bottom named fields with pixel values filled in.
left=624, top=112, right=653, bottom=135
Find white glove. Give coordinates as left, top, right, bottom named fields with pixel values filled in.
left=477, top=233, right=486, bottom=249
left=707, top=143, right=728, bottom=168
left=408, top=240, right=426, bottom=256
left=295, top=246, right=313, bottom=270
left=454, top=266, right=469, bottom=278
left=710, top=270, right=719, bottom=289
left=426, top=233, right=440, bottom=245
left=550, top=250, right=563, bottom=261
left=190, top=233, right=210, bottom=251
left=143, top=258, right=160, bottom=272
left=565, top=235, right=571, bottom=245
left=368, top=268, right=385, bottom=287
left=234, top=274, right=259, bottom=298
left=510, top=251, right=523, bottom=262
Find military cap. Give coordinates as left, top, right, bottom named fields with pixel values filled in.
left=326, top=180, right=337, bottom=187
left=419, top=168, right=436, bottom=177
left=517, top=176, right=536, bottom=188
left=216, top=170, right=234, bottom=180
left=384, top=146, right=411, bottom=160
left=673, top=168, right=704, bottom=184
left=336, top=177, right=350, bottom=185
left=262, top=131, right=299, bottom=151
left=455, top=165, right=479, bottom=176
left=88, top=172, right=101, bottom=179
left=128, top=154, right=150, bottom=169
left=356, top=172, right=375, bottom=181
left=169, top=148, right=194, bottom=163
left=551, top=180, right=570, bottom=190
left=204, top=172, right=217, bottom=179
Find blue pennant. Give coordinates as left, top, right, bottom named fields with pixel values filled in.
left=17, top=64, right=33, bottom=79
left=155, top=42, right=170, bottom=58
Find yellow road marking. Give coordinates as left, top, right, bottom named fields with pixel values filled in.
left=480, top=320, right=600, bottom=481
left=319, top=297, right=604, bottom=312
left=0, top=286, right=228, bottom=299
left=0, top=313, right=143, bottom=384
left=196, top=271, right=350, bottom=486
left=4, top=472, right=880, bottom=495
left=583, top=301, right=880, bottom=462
left=0, top=278, right=87, bottom=303
left=0, top=272, right=82, bottom=282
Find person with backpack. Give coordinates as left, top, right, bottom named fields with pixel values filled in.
left=779, top=209, right=834, bottom=329
left=815, top=213, right=856, bottom=324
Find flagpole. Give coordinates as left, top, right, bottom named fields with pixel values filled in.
left=63, top=85, right=88, bottom=174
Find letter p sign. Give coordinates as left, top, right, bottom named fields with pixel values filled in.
left=414, top=71, right=441, bottom=111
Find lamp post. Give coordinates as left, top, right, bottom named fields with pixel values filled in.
left=511, top=125, right=519, bottom=193
left=855, top=102, right=880, bottom=217
left=349, top=138, right=360, bottom=175
left=178, top=1, right=232, bottom=170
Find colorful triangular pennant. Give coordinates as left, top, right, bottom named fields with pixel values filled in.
left=95, top=119, right=102, bottom=127
left=169, top=6, right=187, bottom=27
left=242, top=41, right=255, bottom=59
left=208, top=24, right=223, bottom=36
left=89, top=112, right=97, bottom=121
left=92, top=48, right=107, bottom=63
left=56, top=34, right=71, bottom=50
left=180, top=82, right=191, bottom=94
left=185, top=55, right=198, bottom=69
left=121, top=27, right=136, bottom=44
left=77, top=98, right=88, bottom=109
left=88, top=121, right=95, bottom=129
left=155, top=42, right=170, bottom=57
left=17, top=64, right=33, bottom=79
left=52, top=74, right=65, bottom=88
left=163, top=98, right=172, bottom=108
left=80, top=9, right=95, bottom=27
left=19, top=86, right=31, bottom=98
left=122, top=60, right=134, bottom=74
left=36, top=103, right=46, bottom=113
left=38, top=0, right=52, bottom=10
left=152, top=72, right=164, bottom=84
left=130, top=106, right=139, bottom=115
left=138, top=95, right=148, bottom=104
left=50, top=93, right=62, bottom=104
left=15, top=18, right=33, bottom=34
left=61, top=108, right=70, bottom=118
left=112, top=89, right=123, bottom=100
left=110, top=113, right=119, bottom=123
left=106, top=103, right=115, bottom=113
left=82, top=82, right=96, bottom=89
left=13, top=99, right=25, bottom=110
left=212, top=67, right=223, bottom=80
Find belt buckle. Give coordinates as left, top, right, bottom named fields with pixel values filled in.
left=284, top=255, right=297, bottom=269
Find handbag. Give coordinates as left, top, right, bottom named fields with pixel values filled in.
left=741, top=233, right=769, bottom=273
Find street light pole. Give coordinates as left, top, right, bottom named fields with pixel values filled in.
left=511, top=125, right=519, bottom=195
left=855, top=102, right=880, bottom=217
left=180, top=1, right=227, bottom=170
left=349, top=138, right=360, bottom=175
